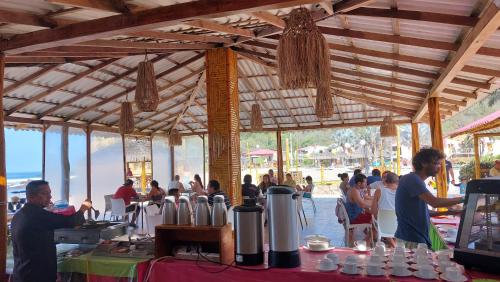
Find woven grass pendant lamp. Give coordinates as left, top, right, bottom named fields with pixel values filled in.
left=169, top=129, right=182, bottom=146
left=119, top=101, right=134, bottom=135
left=135, top=52, right=159, bottom=112
left=380, top=116, right=397, bottom=137
left=277, top=7, right=332, bottom=118
left=250, top=103, right=263, bottom=131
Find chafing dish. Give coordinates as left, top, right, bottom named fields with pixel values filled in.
left=54, top=221, right=128, bottom=244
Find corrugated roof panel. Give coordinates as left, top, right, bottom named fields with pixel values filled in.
left=398, top=0, right=475, bottom=16
left=399, top=20, right=462, bottom=43
left=5, top=66, right=43, bottom=81
left=34, top=71, right=73, bottom=87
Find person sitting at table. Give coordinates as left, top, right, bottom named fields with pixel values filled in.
left=148, top=180, right=166, bottom=206
left=268, top=169, right=278, bottom=184
left=168, top=174, right=185, bottom=193
left=11, top=180, right=91, bottom=282
left=338, top=173, right=349, bottom=197
left=283, top=173, right=298, bottom=190
left=298, top=175, right=314, bottom=193
left=258, top=174, right=276, bottom=195
left=345, top=174, right=374, bottom=244
left=197, top=180, right=231, bottom=209
left=8, top=196, right=22, bottom=213
left=367, top=169, right=382, bottom=185
left=370, top=172, right=399, bottom=247
left=190, top=174, right=204, bottom=193
left=113, top=179, right=139, bottom=226
left=348, top=168, right=362, bottom=187
left=242, top=174, right=261, bottom=198
left=395, top=148, right=464, bottom=249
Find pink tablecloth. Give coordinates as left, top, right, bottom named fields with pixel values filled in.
left=143, top=248, right=500, bottom=282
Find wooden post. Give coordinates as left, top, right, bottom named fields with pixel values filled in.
left=428, top=97, right=447, bottom=198
left=42, top=123, right=47, bottom=179
left=411, top=122, right=420, bottom=157
left=396, top=125, right=401, bottom=176
left=61, top=126, right=70, bottom=202
left=276, top=130, right=284, bottom=184
left=0, top=53, right=7, bottom=281
left=121, top=134, right=127, bottom=182
left=473, top=134, right=481, bottom=179
left=206, top=48, right=241, bottom=205
left=170, top=145, right=175, bottom=181
left=150, top=135, right=154, bottom=180
left=202, top=134, right=206, bottom=187
left=86, top=127, right=91, bottom=202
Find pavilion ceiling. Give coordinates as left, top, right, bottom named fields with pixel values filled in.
left=0, top=0, right=499, bottom=135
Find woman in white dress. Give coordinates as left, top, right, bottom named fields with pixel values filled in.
left=370, top=172, right=399, bottom=247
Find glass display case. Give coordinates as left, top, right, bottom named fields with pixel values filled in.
left=454, top=179, right=500, bottom=274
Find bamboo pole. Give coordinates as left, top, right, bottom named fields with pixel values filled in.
left=42, top=124, right=47, bottom=180
left=61, top=126, right=70, bottom=202
left=150, top=135, right=154, bottom=180
left=0, top=53, right=6, bottom=280
left=473, top=135, right=481, bottom=179
left=202, top=134, right=206, bottom=188
left=411, top=122, right=420, bottom=157
left=396, top=125, right=401, bottom=176
left=428, top=97, right=447, bottom=198
left=276, top=130, right=284, bottom=184
left=86, top=127, right=91, bottom=203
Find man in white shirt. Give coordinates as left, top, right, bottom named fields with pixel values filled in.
left=168, top=175, right=185, bottom=193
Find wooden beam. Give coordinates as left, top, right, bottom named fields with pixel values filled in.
left=335, top=91, right=415, bottom=116
left=75, top=39, right=216, bottom=50
left=4, top=65, right=59, bottom=94
left=129, top=30, right=234, bottom=44
left=332, top=83, right=422, bottom=108
left=332, top=0, right=376, bottom=13
left=0, top=8, right=56, bottom=28
left=332, top=75, right=426, bottom=98
left=331, top=67, right=429, bottom=89
left=0, top=53, right=7, bottom=280
left=6, top=59, right=116, bottom=116
left=46, top=0, right=133, bottom=13
left=442, top=88, right=477, bottom=99
left=319, top=1, right=334, bottom=15
left=168, top=72, right=205, bottom=131
left=2, top=0, right=319, bottom=54
left=333, top=94, right=345, bottom=123
left=188, top=20, right=255, bottom=38
left=461, top=65, right=500, bottom=78
left=344, top=8, right=478, bottom=27
left=251, top=11, right=286, bottom=28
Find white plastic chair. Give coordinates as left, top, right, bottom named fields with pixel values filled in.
left=144, top=204, right=162, bottom=236
left=302, top=188, right=316, bottom=214
left=296, top=192, right=308, bottom=229
left=372, top=209, right=398, bottom=242
left=337, top=198, right=374, bottom=247
left=103, top=194, right=114, bottom=220
left=110, top=198, right=135, bottom=222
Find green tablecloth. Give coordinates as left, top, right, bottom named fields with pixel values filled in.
left=58, top=252, right=149, bottom=278
left=429, top=223, right=449, bottom=251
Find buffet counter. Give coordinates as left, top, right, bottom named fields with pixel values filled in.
left=143, top=247, right=500, bottom=282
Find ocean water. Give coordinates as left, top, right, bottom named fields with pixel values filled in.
left=7, top=171, right=42, bottom=182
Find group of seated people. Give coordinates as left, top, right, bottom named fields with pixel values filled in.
left=241, top=168, right=315, bottom=199
left=338, top=148, right=464, bottom=248
left=112, top=174, right=231, bottom=227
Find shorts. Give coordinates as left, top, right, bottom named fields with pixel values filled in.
left=351, top=212, right=372, bottom=224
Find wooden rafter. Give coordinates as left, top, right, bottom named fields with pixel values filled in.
left=188, top=20, right=255, bottom=38
left=332, top=83, right=421, bottom=108
left=2, top=0, right=321, bottom=54
left=332, top=75, right=426, bottom=99
left=46, top=0, right=133, bottom=13
left=332, top=94, right=345, bottom=123
left=0, top=8, right=57, bottom=28
left=332, top=0, right=376, bottom=13
left=4, top=65, right=59, bottom=94
left=250, top=11, right=286, bottom=28
left=263, top=68, right=300, bottom=126
left=6, top=59, right=117, bottom=116
left=335, top=91, right=416, bottom=116
left=75, top=40, right=216, bottom=50
left=414, top=0, right=500, bottom=121
left=129, top=30, right=234, bottom=44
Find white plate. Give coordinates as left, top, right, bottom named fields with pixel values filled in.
left=303, top=246, right=335, bottom=252
left=316, top=264, right=338, bottom=272
left=440, top=273, right=467, bottom=282
left=391, top=269, right=413, bottom=277
left=340, top=268, right=360, bottom=275
left=414, top=271, right=438, bottom=280
left=352, top=246, right=371, bottom=253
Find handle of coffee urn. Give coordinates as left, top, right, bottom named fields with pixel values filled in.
left=292, top=193, right=299, bottom=200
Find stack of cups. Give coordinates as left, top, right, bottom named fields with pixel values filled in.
left=342, top=255, right=359, bottom=275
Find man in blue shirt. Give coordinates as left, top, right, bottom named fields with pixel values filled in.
left=367, top=169, right=382, bottom=185
left=395, top=148, right=463, bottom=248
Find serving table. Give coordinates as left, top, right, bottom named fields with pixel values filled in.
left=143, top=247, right=500, bottom=282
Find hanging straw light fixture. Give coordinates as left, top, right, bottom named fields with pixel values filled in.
left=277, top=7, right=332, bottom=117
left=380, top=116, right=397, bottom=137
left=119, top=101, right=134, bottom=135
left=251, top=104, right=264, bottom=130
left=169, top=129, right=182, bottom=146
left=135, top=52, right=159, bottom=112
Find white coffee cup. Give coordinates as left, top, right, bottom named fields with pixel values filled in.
left=437, top=252, right=451, bottom=262
left=445, top=266, right=462, bottom=280
left=366, top=262, right=383, bottom=275
left=417, top=243, right=428, bottom=250
left=354, top=240, right=367, bottom=251
left=391, top=263, right=408, bottom=276
left=319, top=258, right=335, bottom=271
left=374, top=245, right=386, bottom=257
left=345, top=255, right=358, bottom=264
left=368, top=255, right=383, bottom=264
left=417, top=264, right=435, bottom=278
left=438, top=260, right=455, bottom=272
left=392, top=254, right=405, bottom=263
left=343, top=262, right=358, bottom=274
left=394, top=246, right=405, bottom=256
left=414, top=255, right=430, bottom=265
left=325, top=253, right=340, bottom=264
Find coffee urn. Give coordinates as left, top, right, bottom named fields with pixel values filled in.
left=211, top=195, right=227, bottom=226
left=194, top=196, right=211, bottom=226
left=162, top=196, right=177, bottom=224
left=234, top=199, right=264, bottom=266
left=267, top=186, right=300, bottom=268
left=177, top=196, right=192, bottom=225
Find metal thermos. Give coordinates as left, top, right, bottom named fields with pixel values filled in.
left=234, top=198, right=264, bottom=266
left=211, top=195, right=227, bottom=226
left=162, top=196, right=177, bottom=225
left=194, top=196, right=211, bottom=226
left=177, top=196, right=192, bottom=225
left=267, top=186, right=301, bottom=268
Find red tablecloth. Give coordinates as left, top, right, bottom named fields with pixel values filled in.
left=142, top=248, right=500, bottom=282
